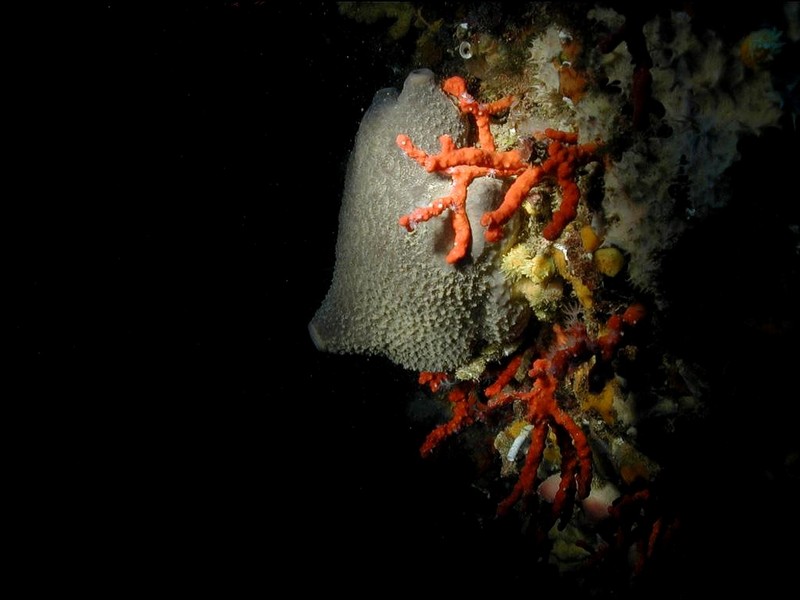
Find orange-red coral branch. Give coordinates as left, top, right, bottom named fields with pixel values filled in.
left=397, top=77, right=600, bottom=263
left=419, top=384, right=485, bottom=457
left=417, top=305, right=644, bottom=527
left=482, top=129, right=599, bottom=242
left=441, top=76, right=513, bottom=152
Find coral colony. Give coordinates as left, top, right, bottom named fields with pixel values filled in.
left=396, top=76, right=598, bottom=263
left=311, top=2, right=793, bottom=585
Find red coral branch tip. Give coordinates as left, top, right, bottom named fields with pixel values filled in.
left=420, top=384, right=479, bottom=456
left=484, top=354, right=523, bottom=398
left=493, top=365, right=592, bottom=520
left=622, top=303, right=646, bottom=326
left=418, top=371, right=448, bottom=392
left=442, top=76, right=513, bottom=153
left=597, top=303, right=646, bottom=361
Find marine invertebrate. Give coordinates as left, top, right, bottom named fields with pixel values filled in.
left=590, top=487, right=680, bottom=576
left=740, top=28, right=784, bottom=69
left=593, top=5, right=656, bottom=131
left=310, top=2, right=797, bottom=591
left=421, top=305, right=646, bottom=525
left=488, top=349, right=593, bottom=522
left=419, top=383, right=482, bottom=456
left=309, top=69, right=529, bottom=372
left=583, top=8, right=784, bottom=296
left=397, top=76, right=600, bottom=264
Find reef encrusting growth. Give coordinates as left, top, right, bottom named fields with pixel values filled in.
left=309, top=69, right=530, bottom=372
left=315, top=1, right=797, bottom=591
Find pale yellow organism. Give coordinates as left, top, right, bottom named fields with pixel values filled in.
left=514, top=278, right=564, bottom=321
left=502, top=244, right=556, bottom=282
left=553, top=247, right=594, bottom=310
left=501, top=244, right=533, bottom=280
left=581, top=378, right=618, bottom=425
left=579, top=224, right=602, bottom=252
left=594, top=246, right=626, bottom=277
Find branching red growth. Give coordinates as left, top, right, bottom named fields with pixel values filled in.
left=489, top=338, right=594, bottom=522
left=396, top=76, right=599, bottom=263
left=483, top=354, right=523, bottom=397
left=418, top=370, right=448, bottom=392
left=419, top=384, right=484, bottom=457
left=441, top=75, right=513, bottom=152
left=597, top=302, right=646, bottom=361
left=481, top=129, right=598, bottom=244
left=417, top=305, right=646, bottom=525
left=597, top=8, right=655, bottom=131
left=604, top=488, right=680, bottom=575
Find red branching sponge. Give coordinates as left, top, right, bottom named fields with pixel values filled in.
left=490, top=367, right=592, bottom=522
left=396, top=77, right=599, bottom=263
left=418, top=370, right=448, bottom=392
left=417, top=305, right=644, bottom=525
left=419, top=384, right=483, bottom=457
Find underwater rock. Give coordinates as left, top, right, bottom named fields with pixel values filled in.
left=309, top=69, right=529, bottom=371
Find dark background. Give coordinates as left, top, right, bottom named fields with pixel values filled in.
left=12, top=2, right=799, bottom=596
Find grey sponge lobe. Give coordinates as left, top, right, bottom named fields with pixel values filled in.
left=309, top=69, right=529, bottom=371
